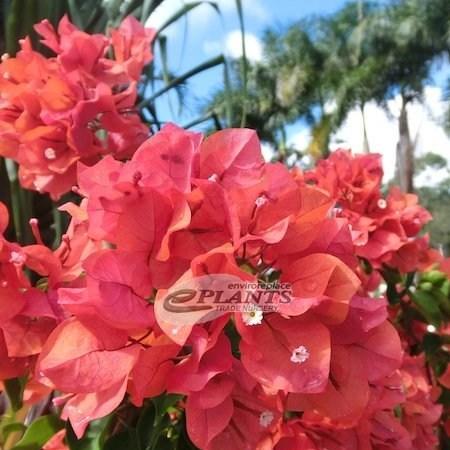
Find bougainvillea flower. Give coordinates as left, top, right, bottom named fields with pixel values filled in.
left=287, top=345, right=370, bottom=427
left=186, top=361, right=282, bottom=450
left=399, top=355, right=443, bottom=449
left=121, top=123, right=201, bottom=193
left=237, top=313, right=331, bottom=393
left=36, top=318, right=138, bottom=393
left=109, top=15, right=156, bottom=81
left=330, top=295, right=388, bottom=345
left=128, top=335, right=180, bottom=406
left=59, top=250, right=154, bottom=330
left=279, top=253, right=360, bottom=323
left=2, top=315, right=55, bottom=357
left=0, top=15, right=155, bottom=198
left=306, top=150, right=383, bottom=213
left=61, top=377, right=129, bottom=438
left=186, top=390, right=234, bottom=450
left=267, top=185, right=334, bottom=258
left=155, top=245, right=253, bottom=343
left=0, top=333, right=30, bottom=379
left=168, top=329, right=232, bottom=394
left=169, top=179, right=241, bottom=260
left=199, top=128, right=264, bottom=186
left=42, top=429, right=68, bottom=450
left=1, top=115, right=446, bottom=449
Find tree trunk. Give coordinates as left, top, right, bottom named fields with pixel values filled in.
left=360, top=103, right=370, bottom=153
left=396, top=95, right=414, bottom=192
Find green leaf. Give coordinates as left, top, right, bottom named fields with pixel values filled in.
left=4, top=377, right=26, bottom=412
left=155, top=2, right=219, bottom=37
left=222, top=58, right=233, bottom=126
left=183, top=113, right=221, bottom=129
left=136, top=402, right=156, bottom=448
left=152, top=394, right=182, bottom=420
left=420, top=281, right=433, bottom=291
left=140, top=0, right=155, bottom=22
left=158, top=36, right=170, bottom=85
left=234, top=0, right=248, bottom=127
left=2, top=423, right=27, bottom=440
left=66, top=418, right=109, bottom=450
left=421, top=270, right=447, bottom=285
left=67, top=0, right=84, bottom=28
left=432, top=288, right=450, bottom=317
left=411, top=289, right=442, bottom=326
left=138, top=55, right=225, bottom=108
left=176, top=419, right=198, bottom=450
left=12, top=415, right=63, bottom=450
left=441, top=279, right=450, bottom=297
left=422, top=332, right=442, bottom=354
left=104, top=430, right=139, bottom=450
left=151, top=436, right=173, bottom=450
left=386, top=282, right=400, bottom=305
left=404, top=271, right=416, bottom=289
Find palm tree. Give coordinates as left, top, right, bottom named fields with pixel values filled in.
left=370, top=0, right=450, bottom=192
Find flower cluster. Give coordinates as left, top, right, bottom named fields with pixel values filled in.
left=0, top=16, right=154, bottom=198
left=1, top=122, right=447, bottom=449
left=0, top=17, right=448, bottom=450
left=304, top=150, right=440, bottom=273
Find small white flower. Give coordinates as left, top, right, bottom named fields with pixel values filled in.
left=329, top=206, right=342, bottom=218
left=290, top=345, right=310, bottom=364
left=44, top=147, right=57, bottom=160
left=259, top=410, right=274, bottom=428
left=242, top=308, right=263, bottom=326
left=377, top=199, right=387, bottom=209
left=9, top=251, right=26, bottom=265
left=255, top=194, right=268, bottom=208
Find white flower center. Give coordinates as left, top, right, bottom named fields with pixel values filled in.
left=290, top=345, right=310, bottom=364
left=44, top=147, right=57, bottom=160
left=255, top=194, right=268, bottom=208
left=242, top=308, right=263, bottom=326
left=377, top=199, right=387, bottom=209
left=259, top=410, right=274, bottom=428
left=208, top=173, right=219, bottom=182
left=9, top=251, right=26, bottom=265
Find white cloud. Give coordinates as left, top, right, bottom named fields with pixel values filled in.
left=224, top=30, right=263, bottom=62
left=146, top=0, right=268, bottom=39
left=203, top=30, right=263, bottom=62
